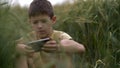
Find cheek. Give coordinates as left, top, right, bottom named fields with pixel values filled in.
left=47, top=24, right=53, bottom=29
left=31, top=25, right=37, bottom=30
left=45, top=23, right=52, bottom=27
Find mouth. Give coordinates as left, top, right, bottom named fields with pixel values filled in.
left=38, top=30, right=46, bottom=34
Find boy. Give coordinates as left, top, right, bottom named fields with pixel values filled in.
left=15, top=0, right=85, bottom=68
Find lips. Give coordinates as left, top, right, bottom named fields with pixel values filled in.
left=38, top=30, right=46, bottom=34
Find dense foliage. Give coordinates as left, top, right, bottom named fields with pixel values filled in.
left=54, top=0, right=120, bottom=68
left=0, top=0, right=29, bottom=68
left=0, top=1, right=17, bottom=68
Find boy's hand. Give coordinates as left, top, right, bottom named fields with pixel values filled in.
left=41, top=39, right=85, bottom=53
left=16, top=44, right=35, bottom=57
left=41, top=40, right=58, bottom=53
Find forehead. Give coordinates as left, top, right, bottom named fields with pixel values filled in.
left=30, top=14, right=50, bottom=21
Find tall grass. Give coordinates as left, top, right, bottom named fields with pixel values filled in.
left=0, top=0, right=119, bottom=68
left=0, top=0, right=26, bottom=68
left=54, top=0, right=120, bottom=68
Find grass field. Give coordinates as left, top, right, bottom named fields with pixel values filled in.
left=0, top=0, right=120, bottom=68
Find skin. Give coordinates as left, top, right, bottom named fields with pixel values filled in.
left=15, top=14, right=85, bottom=68
left=29, top=14, right=56, bottom=39
left=29, top=14, right=85, bottom=53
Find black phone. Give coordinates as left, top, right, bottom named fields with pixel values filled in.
left=27, top=38, right=50, bottom=52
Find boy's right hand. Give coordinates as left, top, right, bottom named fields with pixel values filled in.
left=16, top=44, right=35, bottom=57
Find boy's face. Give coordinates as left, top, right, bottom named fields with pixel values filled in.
left=29, top=14, right=56, bottom=38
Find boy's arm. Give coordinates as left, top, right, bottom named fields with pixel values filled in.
left=15, top=54, right=28, bottom=68
left=42, top=39, right=85, bottom=54
left=60, top=32, right=85, bottom=53
left=15, top=44, right=35, bottom=68
left=60, top=39, right=85, bottom=54
left=42, top=32, right=85, bottom=53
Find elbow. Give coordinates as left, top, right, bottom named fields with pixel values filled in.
left=78, top=44, right=85, bottom=53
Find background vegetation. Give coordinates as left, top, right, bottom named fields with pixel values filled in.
left=0, top=0, right=17, bottom=68
left=0, top=0, right=119, bottom=68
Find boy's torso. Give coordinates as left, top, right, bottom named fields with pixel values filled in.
left=17, top=30, right=74, bottom=68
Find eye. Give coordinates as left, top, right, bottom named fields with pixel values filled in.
left=41, top=19, right=49, bottom=23
left=33, top=20, right=39, bottom=24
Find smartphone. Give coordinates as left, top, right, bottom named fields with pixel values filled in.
left=27, top=38, right=50, bottom=52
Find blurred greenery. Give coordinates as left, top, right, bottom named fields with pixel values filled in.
left=0, top=0, right=120, bottom=68
left=0, top=0, right=29, bottom=68
left=0, top=1, right=16, bottom=68
left=54, top=0, right=120, bottom=68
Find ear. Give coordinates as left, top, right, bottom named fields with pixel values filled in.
left=51, top=16, right=56, bottom=24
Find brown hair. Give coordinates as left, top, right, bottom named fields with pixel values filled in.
left=29, top=0, right=54, bottom=19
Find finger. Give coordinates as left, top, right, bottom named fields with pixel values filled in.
left=41, top=47, right=57, bottom=53
left=46, top=40, right=56, bottom=44
left=25, top=49, right=35, bottom=53
left=25, top=46, right=33, bottom=50
left=43, top=44, right=57, bottom=48
left=24, top=46, right=35, bottom=53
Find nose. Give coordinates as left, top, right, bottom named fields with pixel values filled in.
left=37, top=22, right=43, bottom=28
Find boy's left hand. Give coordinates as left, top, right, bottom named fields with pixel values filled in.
left=41, top=40, right=58, bottom=53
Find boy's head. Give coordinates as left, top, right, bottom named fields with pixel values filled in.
left=29, top=0, right=54, bottom=19
left=29, top=0, right=56, bottom=39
